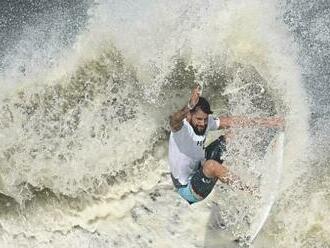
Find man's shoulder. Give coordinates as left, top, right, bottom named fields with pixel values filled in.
left=170, top=119, right=195, bottom=142
left=172, top=118, right=190, bottom=132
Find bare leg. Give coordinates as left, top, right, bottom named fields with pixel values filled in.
left=202, top=160, right=253, bottom=193
left=202, top=159, right=228, bottom=182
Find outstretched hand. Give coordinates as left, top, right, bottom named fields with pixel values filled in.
left=267, top=116, right=285, bottom=129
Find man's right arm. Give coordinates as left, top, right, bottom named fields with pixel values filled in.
left=169, top=85, right=201, bottom=132
left=169, top=106, right=191, bottom=132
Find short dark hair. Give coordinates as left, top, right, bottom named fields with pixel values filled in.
left=190, top=97, right=213, bottom=114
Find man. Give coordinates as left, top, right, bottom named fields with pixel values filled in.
left=168, top=85, right=283, bottom=204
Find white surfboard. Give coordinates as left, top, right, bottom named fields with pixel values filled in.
left=248, top=132, right=285, bottom=242
left=204, top=132, right=285, bottom=247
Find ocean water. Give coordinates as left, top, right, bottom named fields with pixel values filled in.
left=0, top=0, right=328, bottom=247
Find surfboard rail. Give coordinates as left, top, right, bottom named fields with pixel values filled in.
left=248, top=132, right=285, bottom=242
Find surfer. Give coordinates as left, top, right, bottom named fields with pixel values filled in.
left=169, top=85, right=283, bottom=204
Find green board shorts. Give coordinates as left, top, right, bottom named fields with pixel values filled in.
left=171, top=136, right=226, bottom=204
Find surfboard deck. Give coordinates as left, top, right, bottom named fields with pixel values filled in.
left=204, top=132, right=285, bottom=247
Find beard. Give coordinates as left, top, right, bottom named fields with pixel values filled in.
left=192, top=124, right=207, bottom=136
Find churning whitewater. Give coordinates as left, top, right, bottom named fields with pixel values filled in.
left=0, top=0, right=329, bottom=247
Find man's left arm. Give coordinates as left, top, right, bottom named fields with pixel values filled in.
left=218, top=116, right=284, bottom=129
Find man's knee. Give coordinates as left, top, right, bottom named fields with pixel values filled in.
left=202, top=160, right=220, bottom=178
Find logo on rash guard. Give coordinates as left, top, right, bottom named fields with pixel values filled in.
left=197, top=138, right=206, bottom=146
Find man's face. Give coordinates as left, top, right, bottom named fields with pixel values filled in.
left=188, top=109, right=208, bottom=136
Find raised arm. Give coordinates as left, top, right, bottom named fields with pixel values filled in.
left=169, top=85, right=201, bottom=132
left=219, top=116, right=284, bottom=129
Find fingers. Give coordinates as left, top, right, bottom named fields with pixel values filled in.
left=272, top=116, right=285, bottom=129
left=189, top=84, right=201, bottom=107
left=244, top=185, right=261, bottom=198
left=192, top=84, right=201, bottom=96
